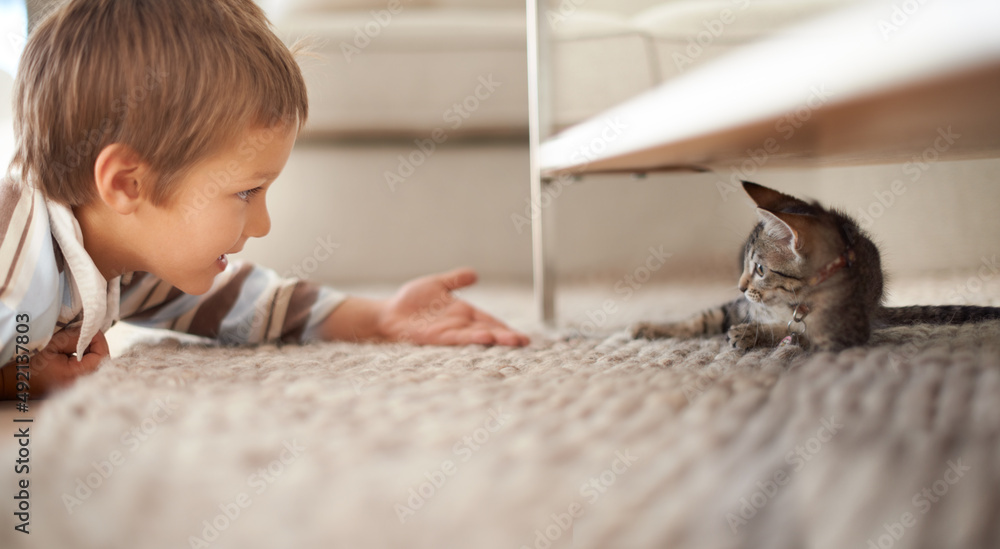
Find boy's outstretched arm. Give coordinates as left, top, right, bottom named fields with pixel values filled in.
left=319, top=268, right=530, bottom=347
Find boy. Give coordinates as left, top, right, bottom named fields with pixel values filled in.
left=0, top=0, right=528, bottom=399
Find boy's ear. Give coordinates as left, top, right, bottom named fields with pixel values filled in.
left=93, top=144, right=151, bottom=214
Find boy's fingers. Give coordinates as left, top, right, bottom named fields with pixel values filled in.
left=75, top=351, right=105, bottom=374
left=429, top=324, right=528, bottom=347
left=502, top=331, right=531, bottom=347
left=86, top=330, right=111, bottom=357
left=439, top=268, right=478, bottom=292
left=461, top=329, right=496, bottom=346
left=48, top=326, right=83, bottom=354
left=472, top=309, right=530, bottom=347
left=76, top=331, right=110, bottom=371
left=489, top=329, right=529, bottom=347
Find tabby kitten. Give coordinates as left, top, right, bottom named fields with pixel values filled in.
left=631, top=181, right=1000, bottom=352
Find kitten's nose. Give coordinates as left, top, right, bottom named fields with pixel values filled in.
left=738, top=282, right=748, bottom=293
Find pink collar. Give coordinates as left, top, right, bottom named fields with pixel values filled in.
left=807, top=249, right=856, bottom=287
left=789, top=249, right=856, bottom=325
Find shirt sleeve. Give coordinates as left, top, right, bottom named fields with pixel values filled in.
left=0, top=181, right=64, bottom=365
left=117, top=260, right=346, bottom=345
left=0, top=269, right=63, bottom=366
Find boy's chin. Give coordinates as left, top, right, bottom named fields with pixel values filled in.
left=165, top=273, right=218, bottom=296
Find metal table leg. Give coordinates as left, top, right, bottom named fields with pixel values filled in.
left=526, top=0, right=555, bottom=325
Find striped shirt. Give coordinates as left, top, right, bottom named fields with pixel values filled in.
left=0, top=177, right=345, bottom=365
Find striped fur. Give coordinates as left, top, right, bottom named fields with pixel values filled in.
left=876, top=305, right=1000, bottom=326
left=632, top=181, right=1000, bottom=351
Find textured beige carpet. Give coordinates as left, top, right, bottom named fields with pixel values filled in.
left=3, top=272, right=1000, bottom=549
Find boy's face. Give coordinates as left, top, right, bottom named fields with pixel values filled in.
left=137, top=125, right=297, bottom=295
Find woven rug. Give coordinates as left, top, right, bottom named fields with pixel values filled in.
left=3, top=272, right=1000, bottom=549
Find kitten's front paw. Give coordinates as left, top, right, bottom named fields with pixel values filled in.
left=726, top=323, right=759, bottom=351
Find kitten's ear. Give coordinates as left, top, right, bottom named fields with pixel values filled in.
left=742, top=181, right=804, bottom=211
left=757, top=208, right=812, bottom=253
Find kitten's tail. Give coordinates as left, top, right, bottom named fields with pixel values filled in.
left=876, top=305, right=1000, bottom=327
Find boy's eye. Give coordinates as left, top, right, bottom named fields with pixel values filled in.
left=236, top=186, right=263, bottom=201
left=755, top=263, right=765, bottom=276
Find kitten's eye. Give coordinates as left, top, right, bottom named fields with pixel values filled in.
left=754, top=263, right=765, bottom=276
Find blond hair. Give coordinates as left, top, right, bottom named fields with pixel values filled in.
left=10, top=0, right=308, bottom=206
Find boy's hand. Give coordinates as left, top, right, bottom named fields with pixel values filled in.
left=1, top=328, right=110, bottom=399
left=378, top=268, right=530, bottom=347
left=321, top=268, right=530, bottom=347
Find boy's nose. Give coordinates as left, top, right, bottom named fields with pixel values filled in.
left=245, top=204, right=271, bottom=238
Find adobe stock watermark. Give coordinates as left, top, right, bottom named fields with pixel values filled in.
left=570, top=245, right=672, bottom=338
left=187, top=439, right=306, bottom=548
left=716, top=84, right=837, bottom=201
left=727, top=416, right=843, bottom=533
left=401, top=294, right=453, bottom=342
left=877, top=0, right=931, bottom=42
left=520, top=449, right=639, bottom=549
left=384, top=74, right=502, bottom=192
left=543, top=0, right=587, bottom=29
left=340, top=0, right=416, bottom=63
left=61, top=396, right=180, bottom=514
left=854, top=126, right=960, bottom=229
left=865, top=458, right=970, bottom=549
left=947, top=255, right=999, bottom=306
left=510, top=116, right=628, bottom=234
left=671, top=0, right=752, bottom=71
left=280, top=235, right=340, bottom=281
left=395, top=408, right=511, bottom=523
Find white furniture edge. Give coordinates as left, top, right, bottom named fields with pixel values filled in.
left=538, top=0, right=1000, bottom=175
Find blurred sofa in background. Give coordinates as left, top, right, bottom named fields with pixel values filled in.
left=258, top=0, right=854, bottom=138
left=259, top=0, right=529, bottom=138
